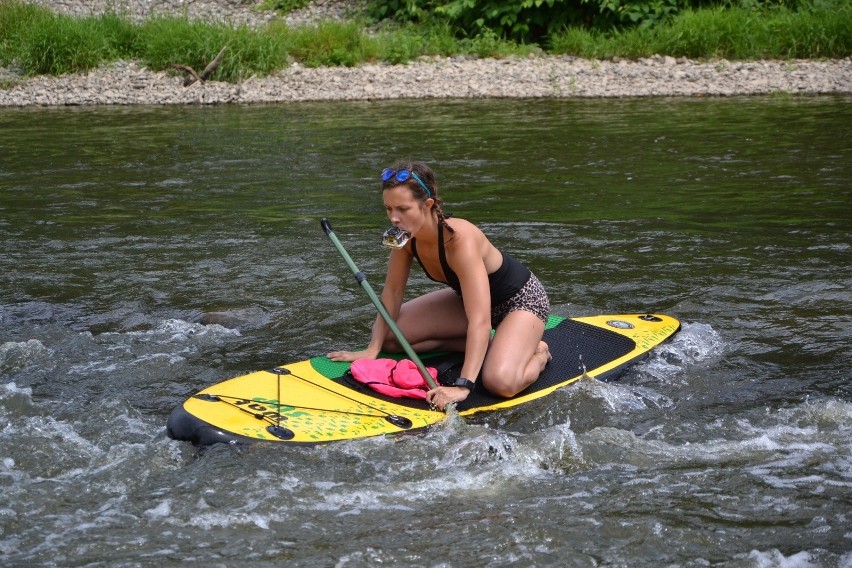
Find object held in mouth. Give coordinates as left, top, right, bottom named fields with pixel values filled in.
left=382, top=226, right=411, bottom=249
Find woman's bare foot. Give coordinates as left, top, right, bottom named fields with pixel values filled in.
left=536, top=340, right=552, bottom=369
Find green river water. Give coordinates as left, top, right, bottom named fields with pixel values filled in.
left=1, top=96, right=850, bottom=566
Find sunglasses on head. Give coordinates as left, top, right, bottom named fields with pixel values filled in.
left=381, top=168, right=432, bottom=198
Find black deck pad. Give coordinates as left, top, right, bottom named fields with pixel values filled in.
left=339, top=318, right=637, bottom=412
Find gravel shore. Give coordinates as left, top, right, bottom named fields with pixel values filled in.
left=2, top=0, right=850, bottom=107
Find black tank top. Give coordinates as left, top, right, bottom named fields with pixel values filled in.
left=410, top=223, right=530, bottom=307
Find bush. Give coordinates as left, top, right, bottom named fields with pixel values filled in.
left=593, top=0, right=684, bottom=28
left=366, top=0, right=851, bottom=47
left=366, top=0, right=712, bottom=41
left=368, top=0, right=589, bottom=42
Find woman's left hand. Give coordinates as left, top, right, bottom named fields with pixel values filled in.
left=426, top=386, right=470, bottom=411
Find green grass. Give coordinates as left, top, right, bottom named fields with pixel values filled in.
left=0, top=0, right=848, bottom=81
left=138, top=16, right=288, bottom=80
left=549, top=4, right=852, bottom=60
left=0, top=3, right=138, bottom=74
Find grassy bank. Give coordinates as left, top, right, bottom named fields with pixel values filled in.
left=551, top=5, right=851, bottom=60
left=0, top=0, right=849, bottom=81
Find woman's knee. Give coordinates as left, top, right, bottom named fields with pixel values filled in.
left=484, top=378, right=522, bottom=398
left=481, top=364, right=523, bottom=398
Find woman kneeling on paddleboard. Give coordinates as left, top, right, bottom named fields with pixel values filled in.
left=328, top=160, right=551, bottom=410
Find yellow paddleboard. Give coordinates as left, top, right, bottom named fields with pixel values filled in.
left=166, top=313, right=680, bottom=445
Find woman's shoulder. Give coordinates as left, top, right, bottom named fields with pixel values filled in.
left=445, top=216, right=481, bottom=235
left=444, top=218, right=491, bottom=254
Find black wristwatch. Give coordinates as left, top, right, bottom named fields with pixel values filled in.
left=453, top=378, right=476, bottom=391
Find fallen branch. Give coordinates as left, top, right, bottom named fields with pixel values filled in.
left=200, top=46, right=228, bottom=81
left=171, top=46, right=228, bottom=87
left=170, top=64, right=201, bottom=87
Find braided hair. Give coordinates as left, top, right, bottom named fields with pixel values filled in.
left=381, top=160, right=454, bottom=234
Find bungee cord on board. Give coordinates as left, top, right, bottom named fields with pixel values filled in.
left=194, top=366, right=414, bottom=440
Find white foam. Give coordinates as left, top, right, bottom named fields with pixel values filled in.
left=1, top=381, right=33, bottom=398
left=153, top=319, right=241, bottom=341
left=143, top=499, right=172, bottom=519
left=573, top=377, right=673, bottom=413
left=100, top=318, right=241, bottom=343
left=59, top=318, right=242, bottom=378
left=232, top=424, right=576, bottom=520
left=734, top=549, right=819, bottom=568
left=67, top=361, right=119, bottom=375
left=0, top=339, right=51, bottom=372
left=575, top=397, right=852, bottom=496
left=184, top=510, right=272, bottom=530
left=132, top=352, right=187, bottom=366
left=654, top=321, right=724, bottom=365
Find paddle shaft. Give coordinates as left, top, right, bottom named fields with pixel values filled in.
left=321, top=218, right=439, bottom=390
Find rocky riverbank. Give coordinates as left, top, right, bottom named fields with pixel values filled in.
left=1, top=0, right=850, bottom=107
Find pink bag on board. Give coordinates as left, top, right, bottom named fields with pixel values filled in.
left=350, top=358, right=438, bottom=400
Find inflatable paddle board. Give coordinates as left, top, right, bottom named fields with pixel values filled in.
left=166, top=313, right=680, bottom=446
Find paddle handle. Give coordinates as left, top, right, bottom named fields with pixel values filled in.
left=321, top=218, right=438, bottom=390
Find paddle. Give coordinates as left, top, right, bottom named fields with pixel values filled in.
left=321, top=218, right=439, bottom=390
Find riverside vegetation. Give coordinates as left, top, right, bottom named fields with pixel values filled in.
left=0, top=0, right=849, bottom=83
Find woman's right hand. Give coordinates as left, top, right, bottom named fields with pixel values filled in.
left=326, top=349, right=376, bottom=362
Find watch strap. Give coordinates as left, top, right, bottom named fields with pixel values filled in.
left=453, top=378, right=476, bottom=391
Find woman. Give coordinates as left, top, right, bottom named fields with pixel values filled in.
left=328, top=160, right=551, bottom=410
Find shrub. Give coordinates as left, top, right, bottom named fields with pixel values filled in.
left=368, top=0, right=588, bottom=42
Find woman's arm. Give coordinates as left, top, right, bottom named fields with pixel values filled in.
left=365, top=248, right=412, bottom=355
left=425, top=225, right=493, bottom=409
left=451, top=230, right=493, bottom=383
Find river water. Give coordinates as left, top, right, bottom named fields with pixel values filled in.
left=1, top=96, right=850, bottom=567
